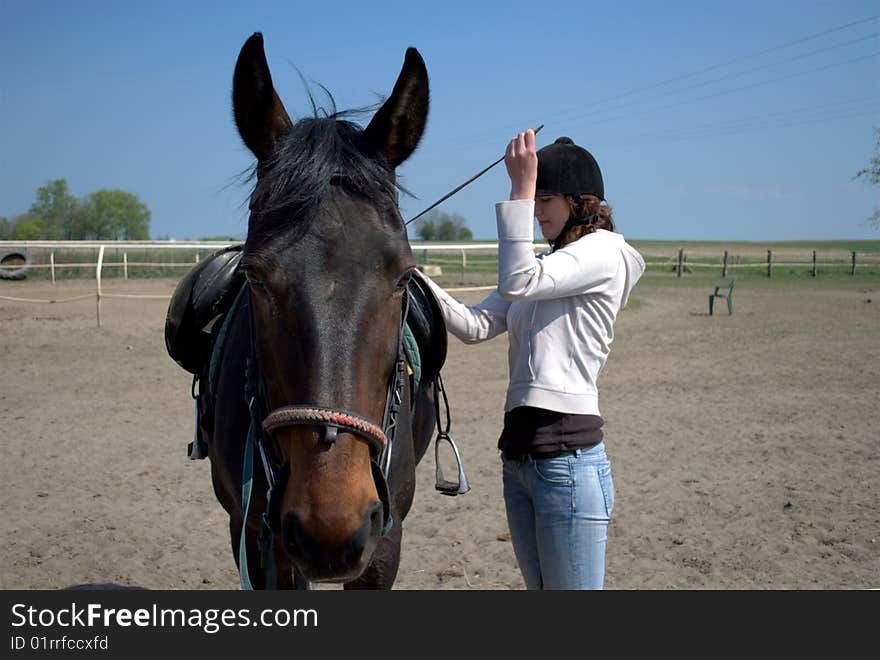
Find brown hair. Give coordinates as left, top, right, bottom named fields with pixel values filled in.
left=551, top=194, right=614, bottom=250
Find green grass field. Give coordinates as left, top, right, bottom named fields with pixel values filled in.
left=416, top=239, right=880, bottom=287
left=627, top=239, right=880, bottom=254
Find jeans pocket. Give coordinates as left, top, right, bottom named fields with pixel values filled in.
left=532, top=456, right=573, bottom=485
left=597, top=462, right=615, bottom=517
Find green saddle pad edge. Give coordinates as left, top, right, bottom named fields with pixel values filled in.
left=207, top=284, right=248, bottom=397
left=402, top=324, right=421, bottom=388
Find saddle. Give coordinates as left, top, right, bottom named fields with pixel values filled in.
left=165, top=245, right=245, bottom=375
left=165, top=247, right=447, bottom=387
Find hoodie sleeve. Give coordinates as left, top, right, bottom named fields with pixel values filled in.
left=495, top=199, right=636, bottom=301
left=421, top=275, right=509, bottom=344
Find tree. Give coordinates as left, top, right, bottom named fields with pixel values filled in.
left=79, top=190, right=151, bottom=239
left=855, top=128, right=880, bottom=228
left=413, top=209, right=473, bottom=241
left=4, top=181, right=152, bottom=240
left=29, top=179, right=79, bottom=239
left=10, top=213, right=47, bottom=240
left=415, top=219, right=436, bottom=240
left=199, top=235, right=240, bottom=242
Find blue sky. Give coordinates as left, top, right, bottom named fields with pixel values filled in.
left=1, top=0, right=878, bottom=241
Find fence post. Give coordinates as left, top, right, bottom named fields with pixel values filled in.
left=767, top=250, right=773, bottom=278
left=423, top=249, right=428, bottom=266
left=123, top=252, right=128, bottom=280
left=722, top=250, right=728, bottom=278
left=812, top=250, right=817, bottom=277
left=96, top=245, right=105, bottom=328
left=460, top=248, right=466, bottom=285
left=677, top=248, right=683, bottom=278
left=852, top=251, right=857, bottom=276
left=195, top=252, right=200, bottom=263
left=50, top=252, right=56, bottom=285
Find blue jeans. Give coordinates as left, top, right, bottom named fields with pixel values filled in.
left=502, top=442, right=614, bottom=590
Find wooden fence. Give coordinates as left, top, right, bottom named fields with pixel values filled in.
left=659, top=248, right=878, bottom=278
left=2, top=241, right=879, bottom=289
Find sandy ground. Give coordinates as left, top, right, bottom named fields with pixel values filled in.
left=1, top=273, right=878, bottom=589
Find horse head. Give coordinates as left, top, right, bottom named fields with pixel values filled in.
left=232, top=33, right=428, bottom=582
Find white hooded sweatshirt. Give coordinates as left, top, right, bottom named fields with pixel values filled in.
left=425, top=199, right=645, bottom=416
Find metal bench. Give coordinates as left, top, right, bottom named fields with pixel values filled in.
left=709, top=277, right=736, bottom=315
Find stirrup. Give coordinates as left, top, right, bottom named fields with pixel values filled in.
left=434, top=432, right=470, bottom=496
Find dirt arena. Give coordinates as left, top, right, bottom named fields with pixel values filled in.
left=1, top=272, right=878, bottom=589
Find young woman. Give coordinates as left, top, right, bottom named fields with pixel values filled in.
left=419, top=130, right=645, bottom=589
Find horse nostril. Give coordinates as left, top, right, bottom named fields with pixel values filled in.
left=367, top=501, right=384, bottom=533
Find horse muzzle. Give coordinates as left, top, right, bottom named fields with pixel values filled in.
left=266, top=454, right=392, bottom=583
left=281, top=499, right=385, bottom=583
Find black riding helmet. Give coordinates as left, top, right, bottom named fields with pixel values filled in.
left=535, top=137, right=604, bottom=201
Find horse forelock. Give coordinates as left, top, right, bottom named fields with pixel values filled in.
left=244, top=112, right=402, bottom=252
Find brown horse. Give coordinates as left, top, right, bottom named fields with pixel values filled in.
left=201, top=33, right=442, bottom=589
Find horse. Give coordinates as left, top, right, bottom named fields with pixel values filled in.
left=173, top=32, right=446, bottom=589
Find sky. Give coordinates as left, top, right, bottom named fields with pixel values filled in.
left=1, top=0, right=878, bottom=242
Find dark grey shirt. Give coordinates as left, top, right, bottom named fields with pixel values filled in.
left=498, top=406, right=604, bottom=457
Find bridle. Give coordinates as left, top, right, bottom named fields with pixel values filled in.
left=243, top=276, right=412, bottom=543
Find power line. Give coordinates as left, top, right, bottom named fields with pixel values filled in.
left=616, top=101, right=880, bottom=145
left=542, top=33, right=878, bottom=128
left=600, top=14, right=879, bottom=96
left=445, top=15, right=880, bottom=149
left=624, top=108, right=880, bottom=146
left=643, top=95, right=880, bottom=135
left=555, top=51, right=880, bottom=134
left=423, top=49, right=878, bottom=163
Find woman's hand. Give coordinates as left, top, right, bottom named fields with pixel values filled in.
left=505, top=129, right=537, bottom=201
left=412, top=266, right=431, bottom=285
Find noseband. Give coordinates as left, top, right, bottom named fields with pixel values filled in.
left=262, top=407, right=387, bottom=456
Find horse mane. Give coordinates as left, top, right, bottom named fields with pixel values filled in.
left=245, top=100, right=402, bottom=248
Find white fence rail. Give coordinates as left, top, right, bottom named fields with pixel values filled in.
left=0, top=240, right=528, bottom=326
left=2, top=241, right=879, bottom=327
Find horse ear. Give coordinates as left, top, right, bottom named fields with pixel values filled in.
left=232, top=32, right=292, bottom=162
left=364, top=48, right=429, bottom=168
